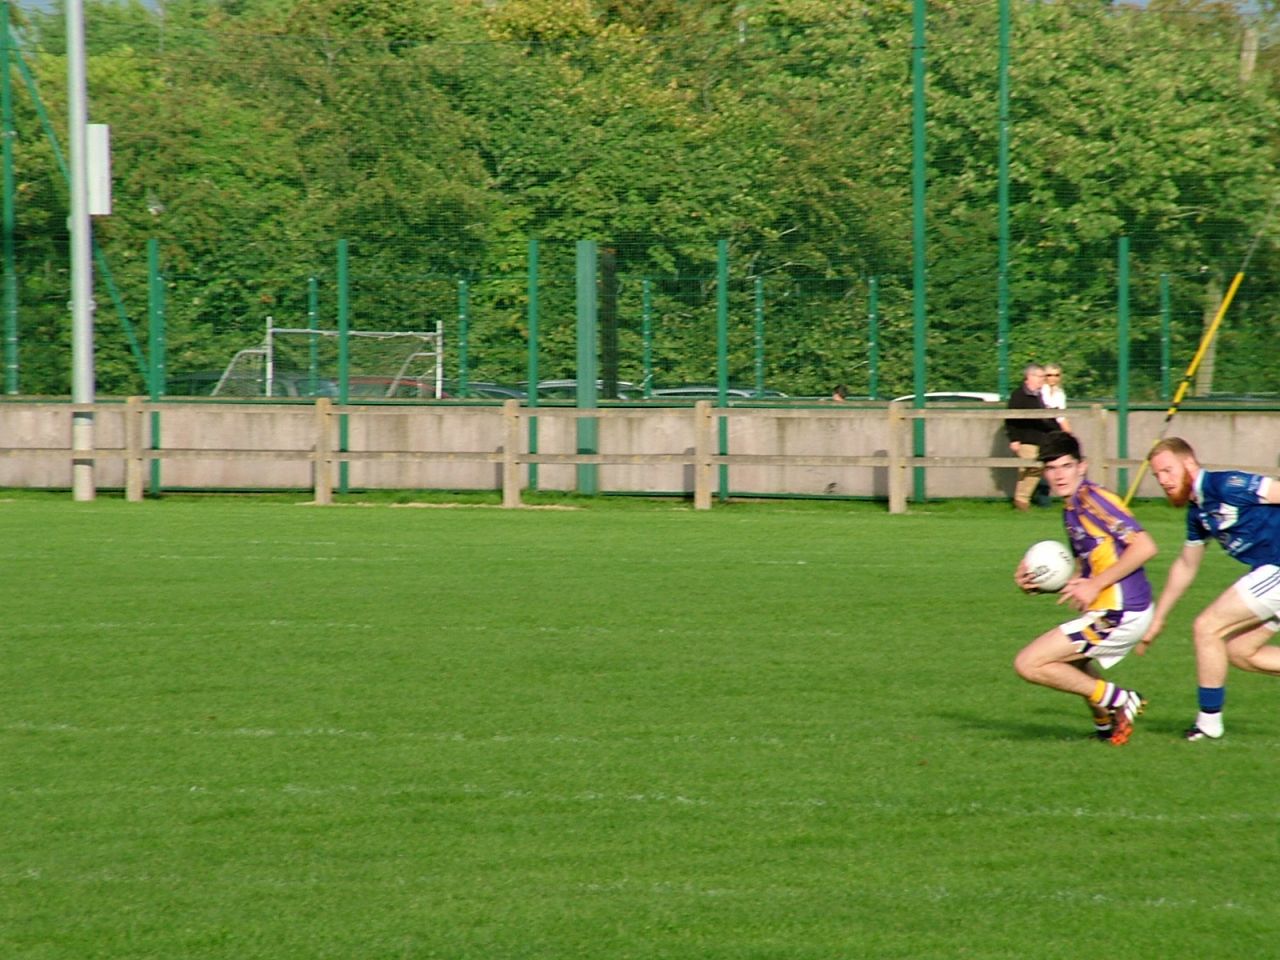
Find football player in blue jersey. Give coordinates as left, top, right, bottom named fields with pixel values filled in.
left=1140, top=437, right=1280, bottom=741
left=1013, top=432, right=1157, bottom=744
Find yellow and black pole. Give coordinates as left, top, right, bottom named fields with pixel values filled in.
left=1122, top=198, right=1278, bottom=506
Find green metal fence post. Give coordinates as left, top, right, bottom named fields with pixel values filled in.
left=868, top=276, right=880, bottom=399
left=575, top=240, right=599, bottom=495
left=337, top=239, right=350, bottom=495
left=457, top=279, right=470, bottom=398
left=716, top=239, right=729, bottom=502
left=526, top=237, right=539, bottom=491
left=996, top=0, right=1011, bottom=399
left=147, top=238, right=165, bottom=496
left=753, top=274, right=765, bottom=398
left=1159, top=272, right=1171, bottom=402
left=307, top=275, right=320, bottom=395
left=1, top=0, right=16, bottom=394
left=1117, top=236, right=1131, bottom=495
left=641, top=278, right=653, bottom=399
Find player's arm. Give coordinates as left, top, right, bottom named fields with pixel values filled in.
left=1058, top=529, right=1156, bottom=611
left=1262, top=476, right=1280, bottom=505
left=1136, top=541, right=1205, bottom=655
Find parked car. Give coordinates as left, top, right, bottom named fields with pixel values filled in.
left=344, top=375, right=437, bottom=399
left=650, top=384, right=789, bottom=400
left=528, top=379, right=640, bottom=400
left=890, top=391, right=1001, bottom=403
left=165, top=371, right=226, bottom=396
left=442, top=380, right=527, bottom=400
left=167, top=371, right=341, bottom=398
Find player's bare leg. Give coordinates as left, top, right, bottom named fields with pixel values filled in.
left=1013, top=629, right=1095, bottom=697
left=1013, top=629, right=1141, bottom=742
left=1185, top=587, right=1270, bottom=740
left=1225, top=622, right=1280, bottom=676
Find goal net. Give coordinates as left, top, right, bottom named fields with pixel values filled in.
left=212, top=323, right=444, bottom=399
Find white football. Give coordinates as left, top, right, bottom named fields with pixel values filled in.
left=1023, top=540, right=1074, bottom=593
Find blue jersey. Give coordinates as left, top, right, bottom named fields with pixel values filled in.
left=1187, top=471, right=1280, bottom=569
left=1063, top=478, right=1153, bottom=613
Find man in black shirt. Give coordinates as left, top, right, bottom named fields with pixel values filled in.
left=1005, top=363, right=1059, bottom=511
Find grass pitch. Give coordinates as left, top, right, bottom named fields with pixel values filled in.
left=3, top=494, right=1278, bottom=959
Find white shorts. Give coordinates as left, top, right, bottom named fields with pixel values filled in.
left=1233, top=565, right=1280, bottom=630
left=1061, top=605, right=1155, bottom=670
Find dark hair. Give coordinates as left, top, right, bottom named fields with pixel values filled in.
left=1037, top=431, right=1082, bottom=463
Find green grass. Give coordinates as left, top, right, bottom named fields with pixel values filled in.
left=3, top=495, right=1278, bottom=959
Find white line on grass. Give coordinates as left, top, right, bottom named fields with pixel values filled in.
left=6, top=765, right=1280, bottom=828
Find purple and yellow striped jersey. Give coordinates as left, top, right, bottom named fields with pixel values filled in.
left=1062, top=478, right=1153, bottom=613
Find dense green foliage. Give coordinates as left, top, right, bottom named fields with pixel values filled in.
left=6, top=0, right=1280, bottom=397
left=4, top=496, right=1280, bottom=959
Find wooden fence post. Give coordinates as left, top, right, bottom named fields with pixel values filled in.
left=314, top=397, right=334, bottom=505
left=1091, top=403, right=1110, bottom=490
left=124, top=396, right=144, bottom=502
left=502, top=399, right=522, bottom=508
left=693, top=401, right=712, bottom=510
left=888, top=402, right=908, bottom=514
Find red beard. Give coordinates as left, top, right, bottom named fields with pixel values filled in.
left=1165, top=472, right=1192, bottom=507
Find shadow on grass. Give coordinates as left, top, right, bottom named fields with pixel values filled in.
left=938, top=702, right=1200, bottom=745
left=934, top=705, right=1085, bottom=741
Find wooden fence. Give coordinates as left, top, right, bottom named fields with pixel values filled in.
left=0, top=397, right=1156, bottom=512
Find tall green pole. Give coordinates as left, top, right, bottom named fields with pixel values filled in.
left=753, top=274, right=764, bottom=398
left=911, top=0, right=928, bottom=502
left=996, top=0, right=1011, bottom=398
left=1, top=0, right=16, bottom=395
left=1159, top=272, right=1171, bottom=401
left=641, top=278, right=653, bottom=399
left=867, top=276, right=880, bottom=400
left=575, top=240, right=599, bottom=495
left=307, top=275, right=319, bottom=395
left=526, top=237, right=539, bottom=490
left=147, top=238, right=164, bottom=495
left=337, top=239, right=350, bottom=495
left=716, top=239, right=730, bottom=502
left=457, top=279, right=469, bottom=398
left=1117, top=236, right=1130, bottom=495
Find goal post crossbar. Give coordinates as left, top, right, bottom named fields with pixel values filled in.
left=213, top=322, right=445, bottom=398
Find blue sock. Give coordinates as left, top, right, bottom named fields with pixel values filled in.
left=1198, top=686, right=1226, bottom=713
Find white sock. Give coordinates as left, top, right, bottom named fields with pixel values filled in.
left=1196, top=711, right=1224, bottom=738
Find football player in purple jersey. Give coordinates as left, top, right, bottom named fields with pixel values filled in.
left=1013, top=432, right=1157, bottom=744
left=1141, top=437, right=1280, bottom=741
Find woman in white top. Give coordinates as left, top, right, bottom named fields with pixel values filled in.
left=1041, top=363, right=1072, bottom=434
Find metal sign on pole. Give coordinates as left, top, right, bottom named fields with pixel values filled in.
left=87, top=123, right=111, bottom=215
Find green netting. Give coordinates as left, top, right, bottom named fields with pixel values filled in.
left=2, top=1, right=1278, bottom=403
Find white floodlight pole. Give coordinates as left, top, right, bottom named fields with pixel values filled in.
left=67, top=0, right=95, bottom=501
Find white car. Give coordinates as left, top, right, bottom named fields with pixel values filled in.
left=890, top=391, right=1001, bottom=403
left=650, top=385, right=788, bottom=399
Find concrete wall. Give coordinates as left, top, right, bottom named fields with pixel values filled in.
left=0, top=400, right=1276, bottom=498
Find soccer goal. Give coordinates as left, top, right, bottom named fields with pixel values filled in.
left=212, top=320, right=444, bottom=399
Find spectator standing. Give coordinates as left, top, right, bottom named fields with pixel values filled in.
left=1040, top=363, right=1072, bottom=434
left=1005, top=363, right=1059, bottom=511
